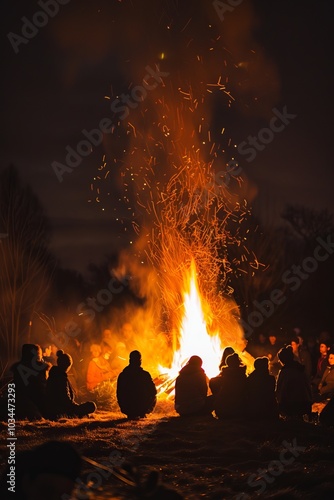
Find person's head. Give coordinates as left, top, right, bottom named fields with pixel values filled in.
left=268, top=332, right=277, bottom=345
left=21, top=344, right=43, bottom=364
left=258, top=333, right=266, bottom=344
left=187, top=355, right=203, bottom=368
left=254, top=356, right=269, bottom=373
left=122, top=323, right=134, bottom=340
left=278, top=345, right=294, bottom=366
left=129, top=350, right=142, bottom=366
left=290, top=336, right=300, bottom=353
left=226, top=352, right=242, bottom=369
left=319, top=342, right=330, bottom=357
left=219, top=346, right=235, bottom=369
left=90, top=343, right=101, bottom=358
left=101, top=341, right=113, bottom=359
left=297, top=334, right=305, bottom=346
left=328, top=351, right=334, bottom=366
left=56, top=350, right=73, bottom=372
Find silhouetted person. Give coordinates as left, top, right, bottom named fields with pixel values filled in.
left=267, top=331, right=283, bottom=377
left=46, top=350, right=96, bottom=420
left=209, top=346, right=235, bottom=396
left=0, top=440, right=82, bottom=499
left=213, top=353, right=247, bottom=420
left=316, top=351, right=334, bottom=401
left=174, top=355, right=212, bottom=416
left=117, top=350, right=157, bottom=419
left=10, top=343, right=51, bottom=420
left=290, top=335, right=312, bottom=381
left=311, top=341, right=330, bottom=395
left=319, top=393, right=334, bottom=427
left=247, top=357, right=278, bottom=420
left=275, top=345, right=312, bottom=418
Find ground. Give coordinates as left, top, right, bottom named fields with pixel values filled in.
left=1, top=399, right=334, bottom=499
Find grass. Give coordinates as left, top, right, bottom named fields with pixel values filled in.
left=1, top=399, right=334, bottom=499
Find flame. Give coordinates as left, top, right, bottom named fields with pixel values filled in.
left=155, top=258, right=255, bottom=394
left=159, top=260, right=223, bottom=380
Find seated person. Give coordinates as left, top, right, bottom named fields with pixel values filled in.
left=247, top=357, right=278, bottom=420
left=116, top=350, right=157, bottom=419
left=86, top=343, right=115, bottom=392
left=275, top=345, right=312, bottom=418
left=46, top=350, right=96, bottom=420
left=319, top=393, right=334, bottom=427
left=311, top=342, right=330, bottom=396
left=316, top=351, right=334, bottom=401
left=174, top=355, right=212, bottom=416
left=213, top=353, right=247, bottom=420
left=209, top=346, right=235, bottom=397
left=10, top=343, right=51, bottom=420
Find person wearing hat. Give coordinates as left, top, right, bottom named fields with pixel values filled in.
left=174, top=355, right=212, bottom=417
left=46, top=350, right=96, bottom=420
left=212, top=352, right=247, bottom=420
left=116, top=350, right=157, bottom=419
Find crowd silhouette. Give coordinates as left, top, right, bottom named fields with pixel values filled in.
left=2, top=327, right=334, bottom=426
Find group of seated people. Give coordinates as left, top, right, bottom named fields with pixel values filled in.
left=174, top=343, right=334, bottom=426
left=8, top=333, right=334, bottom=426
left=9, top=342, right=157, bottom=422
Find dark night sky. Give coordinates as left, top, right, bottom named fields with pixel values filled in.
left=1, top=0, right=333, bottom=275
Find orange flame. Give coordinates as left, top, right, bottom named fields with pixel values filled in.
left=157, top=260, right=253, bottom=390
left=159, top=260, right=223, bottom=380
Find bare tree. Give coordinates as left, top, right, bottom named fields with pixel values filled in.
left=282, top=205, right=334, bottom=247
left=0, top=165, right=55, bottom=364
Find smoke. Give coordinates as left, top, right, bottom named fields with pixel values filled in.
left=49, top=0, right=280, bottom=361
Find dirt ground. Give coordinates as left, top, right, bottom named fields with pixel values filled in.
left=1, top=398, right=334, bottom=499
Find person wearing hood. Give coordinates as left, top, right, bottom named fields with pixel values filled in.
left=247, top=356, right=278, bottom=420
left=212, top=353, right=247, bottom=420
left=116, top=350, right=157, bottom=419
left=10, top=343, right=51, bottom=420
left=174, top=355, right=212, bottom=416
left=275, top=345, right=312, bottom=418
left=209, top=346, right=235, bottom=397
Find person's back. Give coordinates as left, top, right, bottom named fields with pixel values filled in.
left=46, top=350, right=96, bottom=419
left=209, top=347, right=235, bottom=396
left=11, top=344, right=50, bottom=419
left=213, top=353, right=247, bottom=420
left=174, top=355, right=210, bottom=416
left=117, top=350, right=157, bottom=419
left=276, top=346, right=312, bottom=418
left=247, top=357, right=278, bottom=420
